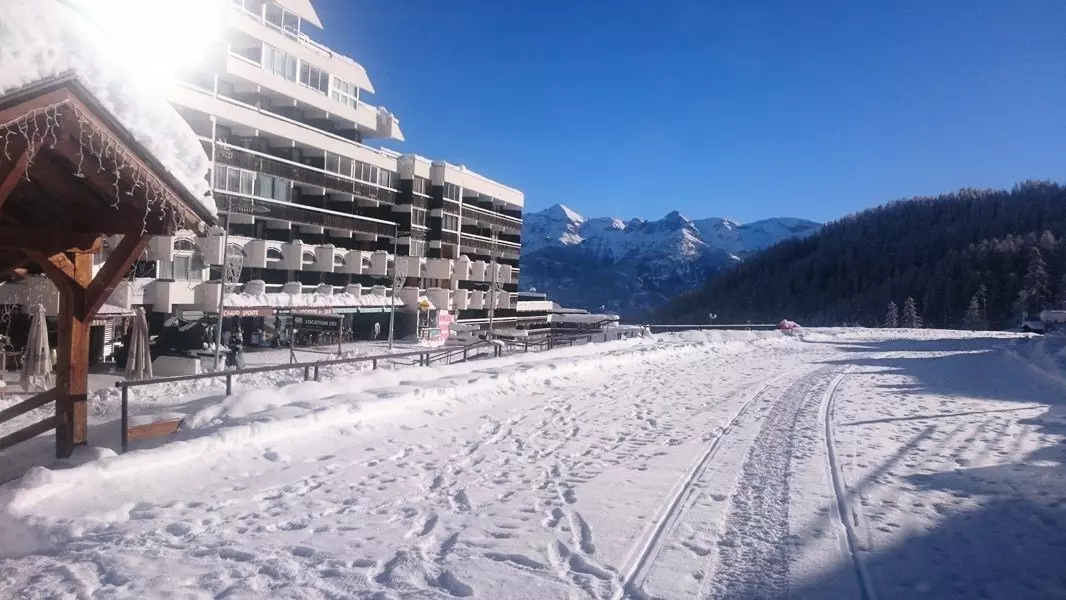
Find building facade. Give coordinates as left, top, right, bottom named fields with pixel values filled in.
left=1, top=0, right=550, bottom=355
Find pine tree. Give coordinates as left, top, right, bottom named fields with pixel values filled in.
left=902, top=297, right=922, bottom=328
left=963, top=294, right=984, bottom=330
left=1021, top=246, right=1050, bottom=316
left=885, top=301, right=899, bottom=328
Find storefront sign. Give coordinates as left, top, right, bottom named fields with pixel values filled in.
left=276, top=307, right=334, bottom=316
left=222, top=307, right=273, bottom=317
left=333, top=307, right=388, bottom=314
left=436, top=312, right=455, bottom=342
left=293, top=313, right=343, bottom=333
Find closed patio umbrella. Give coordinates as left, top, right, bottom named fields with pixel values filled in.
left=125, top=307, right=153, bottom=380
left=19, top=304, right=53, bottom=391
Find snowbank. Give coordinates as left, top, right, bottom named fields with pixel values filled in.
left=0, top=330, right=792, bottom=554
left=0, top=0, right=215, bottom=214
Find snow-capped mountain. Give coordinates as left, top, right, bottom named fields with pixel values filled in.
left=520, top=204, right=821, bottom=317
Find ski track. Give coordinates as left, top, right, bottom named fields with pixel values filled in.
left=613, top=361, right=822, bottom=600
left=1, top=337, right=820, bottom=599
left=702, top=366, right=842, bottom=600
left=4, top=330, right=1056, bottom=600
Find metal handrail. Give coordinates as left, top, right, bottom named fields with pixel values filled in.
left=115, top=330, right=642, bottom=451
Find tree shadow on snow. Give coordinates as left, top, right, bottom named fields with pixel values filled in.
left=786, top=414, right=1066, bottom=600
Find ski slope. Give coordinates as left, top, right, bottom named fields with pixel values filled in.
left=1, top=329, right=1064, bottom=599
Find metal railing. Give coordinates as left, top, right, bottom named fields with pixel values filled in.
left=114, top=330, right=640, bottom=451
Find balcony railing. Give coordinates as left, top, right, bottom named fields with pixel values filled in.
left=216, top=193, right=396, bottom=237
left=210, top=142, right=399, bottom=206
left=462, top=204, right=522, bottom=233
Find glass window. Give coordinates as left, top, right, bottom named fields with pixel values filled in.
left=240, top=170, right=255, bottom=195
left=282, top=11, right=300, bottom=35
left=413, top=177, right=427, bottom=195
left=226, top=167, right=240, bottom=193
left=442, top=213, right=459, bottom=231
left=412, top=208, right=427, bottom=227
left=444, top=183, right=461, bottom=202
left=266, top=248, right=284, bottom=262
left=330, top=77, right=359, bottom=108
left=265, top=3, right=283, bottom=27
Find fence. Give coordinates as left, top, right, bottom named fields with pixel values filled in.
left=116, top=329, right=640, bottom=451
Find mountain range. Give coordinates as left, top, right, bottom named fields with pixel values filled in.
left=519, top=204, right=821, bottom=317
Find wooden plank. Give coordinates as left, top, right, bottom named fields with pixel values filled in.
left=83, top=233, right=148, bottom=321
left=0, top=389, right=54, bottom=424
left=0, top=415, right=58, bottom=452
left=126, top=419, right=183, bottom=443
left=0, top=144, right=30, bottom=213
left=0, top=227, right=101, bottom=253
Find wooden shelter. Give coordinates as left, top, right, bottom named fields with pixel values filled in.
left=0, top=75, right=215, bottom=458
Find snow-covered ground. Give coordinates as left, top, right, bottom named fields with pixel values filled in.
left=1, top=328, right=1064, bottom=599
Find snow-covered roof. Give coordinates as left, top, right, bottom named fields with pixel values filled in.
left=224, top=291, right=404, bottom=309
left=0, top=0, right=215, bottom=216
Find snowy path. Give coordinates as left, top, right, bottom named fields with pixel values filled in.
left=2, top=330, right=1064, bottom=599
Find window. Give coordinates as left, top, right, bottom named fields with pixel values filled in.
left=444, top=182, right=461, bottom=202
left=262, top=43, right=297, bottom=81
left=409, top=240, right=425, bottom=257
left=442, top=213, right=459, bottom=231
left=169, top=238, right=204, bottom=281
left=413, top=177, right=428, bottom=196
left=378, top=169, right=397, bottom=190
left=354, top=161, right=379, bottom=185
left=411, top=208, right=427, bottom=227
left=214, top=165, right=255, bottom=195
left=333, top=255, right=346, bottom=267
left=299, top=63, right=329, bottom=94
left=265, top=3, right=299, bottom=36
left=325, top=154, right=352, bottom=177
left=266, top=248, right=284, bottom=263
left=302, top=251, right=317, bottom=266
left=330, top=77, right=359, bottom=108
left=256, top=173, right=291, bottom=202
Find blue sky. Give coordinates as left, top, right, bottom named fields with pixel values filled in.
left=312, top=0, right=1066, bottom=224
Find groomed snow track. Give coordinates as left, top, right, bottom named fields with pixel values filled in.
left=611, top=363, right=817, bottom=600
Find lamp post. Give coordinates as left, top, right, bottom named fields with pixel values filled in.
left=212, top=211, right=230, bottom=371
left=212, top=200, right=266, bottom=370
left=487, top=231, right=499, bottom=340
left=387, top=230, right=408, bottom=351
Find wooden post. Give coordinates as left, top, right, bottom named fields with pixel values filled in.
left=54, top=252, right=93, bottom=458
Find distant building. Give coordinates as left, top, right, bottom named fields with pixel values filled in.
left=0, top=0, right=549, bottom=357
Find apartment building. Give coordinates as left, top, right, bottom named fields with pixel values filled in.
left=0, top=0, right=548, bottom=357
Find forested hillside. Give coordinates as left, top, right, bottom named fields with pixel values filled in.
left=658, top=181, right=1066, bottom=329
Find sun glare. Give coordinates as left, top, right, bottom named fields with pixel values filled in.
left=67, top=0, right=226, bottom=78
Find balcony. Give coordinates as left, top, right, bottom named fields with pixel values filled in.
left=426, top=288, right=451, bottom=312
left=424, top=258, right=453, bottom=280
left=212, top=143, right=398, bottom=206
left=215, top=193, right=395, bottom=238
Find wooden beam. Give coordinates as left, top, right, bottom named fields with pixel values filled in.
left=24, top=250, right=81, bottom=307
left=0, top=416, right=59, bottom=452
left=54, top=251, right=93, bottom=458
left=83, top=233, right=149, bottom=321
left=0, top=146, right=30, bottom=215
left=0, top=389, right=55, bottom=424
left=0, top=227, right=101, bottom=253
left=127, top=419, right=184, bottom=443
